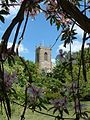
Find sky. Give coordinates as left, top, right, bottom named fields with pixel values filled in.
left=0, top=5, right=89, bottom=63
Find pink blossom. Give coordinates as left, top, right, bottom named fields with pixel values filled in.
left=56, top=13, right=71, bottom=25
left=29, top=7, right=40, bottom=19
left=49, top=0, right=57, bottom=6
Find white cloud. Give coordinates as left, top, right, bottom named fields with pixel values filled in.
left=51, top=58, right=55, bottom=63
left=58, top=40, right=88, bottom=53
left=4, top=6, right=20, bottom=19
left=8, top=42, right=28, bottom=54
left=74, top=25, right=83, bottom=38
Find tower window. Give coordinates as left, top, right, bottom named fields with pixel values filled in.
left=44, top=52, right=48, bottom=61
left=35, top=51, right=39, bottom=63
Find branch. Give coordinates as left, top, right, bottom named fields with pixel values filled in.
left=20, top=87, right=28, bottom=120
left=1, top=0, right=27, bottom=52
left=16, top=9, right=29, bottom=55
left=12, top=101, right=74, bottom=120
left=81, top=32, right=87, bottom=82
left=11, top=22, right=22, bottom=52
left=58, top=0, right=90, bottom=33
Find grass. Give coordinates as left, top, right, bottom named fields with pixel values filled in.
left=0, top=101, right=90, bottom=120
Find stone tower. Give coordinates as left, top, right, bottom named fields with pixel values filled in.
left=35, top=46, right=52, bottom=73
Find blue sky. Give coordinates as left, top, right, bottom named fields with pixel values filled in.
left=0, top=5, right=89, bottom=63
left=0, top=6, right=62, bottom=62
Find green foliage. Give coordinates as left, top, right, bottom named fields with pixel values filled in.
left=52, top=63, right=67, bottom=83
left=61, top=28, right=77, bottom=47
left=0, top=9, right=9, bottom=23
left=0, top=0, right=17, bottom=23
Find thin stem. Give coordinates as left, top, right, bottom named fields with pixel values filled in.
left=3, top=101, right=10, bottom=120
left=16, top=9, right=29, bottom=55
left=12, top=100, right=74, bottom=120
left=20, top=87, right=28, bottom=120
left=81, top=33, right=87, bottom=82
left=50, top=31, right=62, bottom=49
left=1, top=0, right=27, bottom=53
left=11, top=21, right=23, bottom=52
left=0, top=59, right=11, bottom=119
left=19, top=56, right=33, bottom=84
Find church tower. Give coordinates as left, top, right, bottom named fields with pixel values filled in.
left=35, top=46, right=52, bottom=73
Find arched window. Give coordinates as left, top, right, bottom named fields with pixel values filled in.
left=44, top=52, right=48, bottom=61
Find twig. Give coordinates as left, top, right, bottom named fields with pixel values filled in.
left=20, top=87, right=28, bottom=120
left=16, top=9, right=29, bottom=55
left=12, top=100, right=74, bottom=120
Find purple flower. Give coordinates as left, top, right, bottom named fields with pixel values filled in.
left=70, top=81, right=78, bottom=93
left=27, top=85, right=43, bottom=97
left=74, top=98, right=81, bottom=112
left=27, top=85, right=44, bottom=105
left=50, top=96, right=67, bottom=109
left=4, top=70, right=16, bottom=90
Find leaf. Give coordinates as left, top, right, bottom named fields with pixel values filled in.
left=64, top=108, right=69, bottom=115
left=5, top=0, right=8, bottom=5
left=40, top=104, right=47, bottom=110
left=83, top=112, right=88, bottom=118
left=53, top=108, right=58, bottom=114
left=11, top=88, right=18, bottom=99
left=0, top=15, right=5, bottom=23
left=8, top=57, right=13, bottom=66
left=73, top=32, right=77, bottom=35
left=5, top=93, right=11, bottom=118
left=46, top=15, right=51, bottom=20
left=48, top=107, right=55, bottom=111
left=57, top=23, right=60, bottom=31
left=10, top=0, right=16, bottom=2
left=55, top=115, right=61, bottom=120
left=72, top=36, right=77, bottom=40
left=50, top=18, right=53, bottom=25
left=10, top=55, right=15, bottom=64
left=0, top=10, right=9, bottom=15
left=37, top=105, right=42, bottom=111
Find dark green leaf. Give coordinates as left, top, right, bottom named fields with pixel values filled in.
left=0, top=15, right=5, bottom=23
left=0, top=10, right=9, bottom=15
left=83, top=112, right=88, bottom=118
left=50, top=18, right=53, bottom=25
left=72, top=36, right=77, bottom=39
left=10, top=0, right=16, bottom=2
left=48, top=107, right=55, bottom=111
left=41, top=104, right=47, bottom=110
left=5, top=93, right=11, bottom=118
left=37, top=105, right=42, bottom=111
left=64, top=108, right=69, bottom=115
left=46, top=15, right=51, bottom=20
left=53, top=108, right=58, bottom=114
left=57, top=24, right=60, bottom=31
left=8, top=57, right=13, bottom=66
